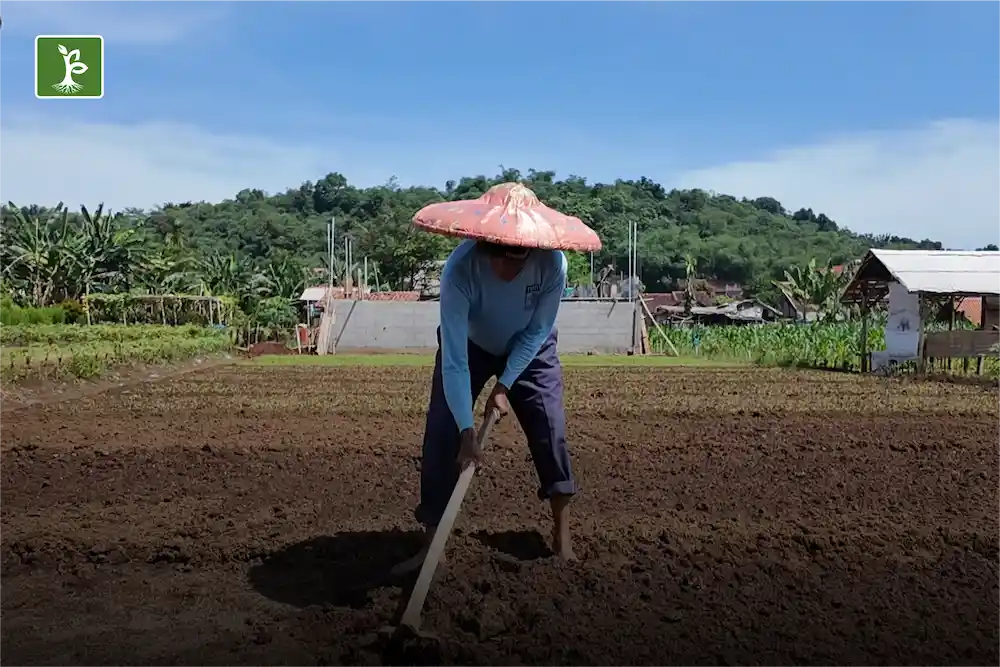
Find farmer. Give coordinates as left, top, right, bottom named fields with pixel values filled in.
left=393, top=182, right=603, bottom=575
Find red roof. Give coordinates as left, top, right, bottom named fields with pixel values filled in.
left=365, top=291, right=421, bottom=302
left=644, top=291, right=715, bottom=310
left=317, top=287, right=421, bottom=302
left=956, top=297, right=982, bottom=326
left=644, top=293, right=680, bottom=310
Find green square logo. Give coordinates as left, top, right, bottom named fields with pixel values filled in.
left=35, top=35, right=104, bottom=99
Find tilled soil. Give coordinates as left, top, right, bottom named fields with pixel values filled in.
left=2, top=364, right=997, bottom=665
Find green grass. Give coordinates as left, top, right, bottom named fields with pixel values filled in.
left=0, top=323, right=219, bottom=346
left=248, top=353, right=744, bottom=368
left=1, top=327, right=232, bottom=382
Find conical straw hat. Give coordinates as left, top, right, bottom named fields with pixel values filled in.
left=412, top=182, right=602, bottom=252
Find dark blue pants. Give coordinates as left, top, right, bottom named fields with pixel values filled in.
left=414, top=328, right=577, bottom=526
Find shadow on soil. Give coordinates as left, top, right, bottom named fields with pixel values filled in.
left=473, top=529, right=552, bottom=561
left=248, top=530, right=424, bottom=610
left=248, top=529, right=554, bottom=611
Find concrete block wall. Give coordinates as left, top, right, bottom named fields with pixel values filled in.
left=329, top=299, right=636, bottom=353
left=550, top=300, right=636, bottom=353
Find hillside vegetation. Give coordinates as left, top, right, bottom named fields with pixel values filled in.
left=2, top=168, right=947, bottom=313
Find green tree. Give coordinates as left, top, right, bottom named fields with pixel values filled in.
left=1, top=168, right=946, bottom=319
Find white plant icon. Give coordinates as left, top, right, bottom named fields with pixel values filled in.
left=52, top=43, right=88, bottom=94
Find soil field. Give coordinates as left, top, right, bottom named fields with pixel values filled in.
left=2, top=364, right=998, bottom=665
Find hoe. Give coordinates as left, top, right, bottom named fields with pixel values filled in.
left=377, top=408, right=501, bottom=649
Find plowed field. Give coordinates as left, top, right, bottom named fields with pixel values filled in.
left=2, top=364, right=997, bottom=665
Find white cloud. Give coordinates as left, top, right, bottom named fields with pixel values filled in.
left=2, top=0, right=230, bottom=45
left=1, top=112, right=996, bottom=250
left=671, top=119, right=1000, bottom=249
left=0, top=113, right=561, bottom=211
left=0, top=116, right=335, bottom=209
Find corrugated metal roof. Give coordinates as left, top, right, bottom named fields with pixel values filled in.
left=299, top=286, right=328, bottom=301
left=871, top=249, right=1000, bottom=295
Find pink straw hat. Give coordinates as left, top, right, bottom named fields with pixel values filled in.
left=412, top=182, right=602, bottom=252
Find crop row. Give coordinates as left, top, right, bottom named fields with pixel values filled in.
left=651, top=322, right=999, bottom=377
left=0, top=324, right=221, bottom=346
left=1, top=333, right=232, bottom=382
left=651, top=322, right=884, bottom=370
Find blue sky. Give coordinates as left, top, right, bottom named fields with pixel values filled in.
left=1, top=1, right=998, bottom=248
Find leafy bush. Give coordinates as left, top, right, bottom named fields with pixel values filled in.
left=56, top=300, right=87, bottom=324
left=252, top=297, right=298, bottom=330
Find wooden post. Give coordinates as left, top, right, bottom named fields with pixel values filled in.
left=917, top=293, right=926, bottom=376
left=859, top=287, right=870, bottom=373
left=640, top=297, right=678, bottom=356
left=947, top=296, right=955, bottom=371
left=860, top=315, right=869, bottom=373
left=631, top=300, right=638, bottom=354
left=639, top=309, right=651, bottom=355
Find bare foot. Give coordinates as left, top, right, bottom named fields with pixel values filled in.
left=549, top=494, right=576, bottom=562
left=552, top=531, right=578, bottom=562
left=390, top=548, right=447, bottom=576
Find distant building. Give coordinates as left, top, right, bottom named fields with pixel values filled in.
left=677, top=279, right=744, bottom=301
left=647, top=297, right=783, bottom=326
left=297, top=286, right=421, bottom=304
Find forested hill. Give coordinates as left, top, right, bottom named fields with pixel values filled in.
left=139, top=168, right=944, bottom=291
left=4, top=168, right=945, bottom=296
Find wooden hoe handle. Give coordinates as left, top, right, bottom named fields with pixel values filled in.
left=398, top=408, right=501, bottom=631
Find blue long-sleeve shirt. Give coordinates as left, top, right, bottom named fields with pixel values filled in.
left=439, top=240, right=567, bottom=432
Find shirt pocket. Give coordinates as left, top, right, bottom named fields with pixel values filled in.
left=523, top=283, right=541, bottom=310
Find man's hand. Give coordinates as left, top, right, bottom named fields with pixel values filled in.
left=485, top=382, right=511, bottom=423
left=456, top=427, right=482, bottom=470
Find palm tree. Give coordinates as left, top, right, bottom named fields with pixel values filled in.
left=775, top=258, right=851, bottom=321
left=1, top=202, right=152, bottom=306
left=75, top=204, right=149, bottom=298
left=683, top=253, right=697, bottom=316
left=196, top=253, right=270, bottom=311
left=1, top=203, right=76, bottom=306
left=265, top=259, right=311, bottom=300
